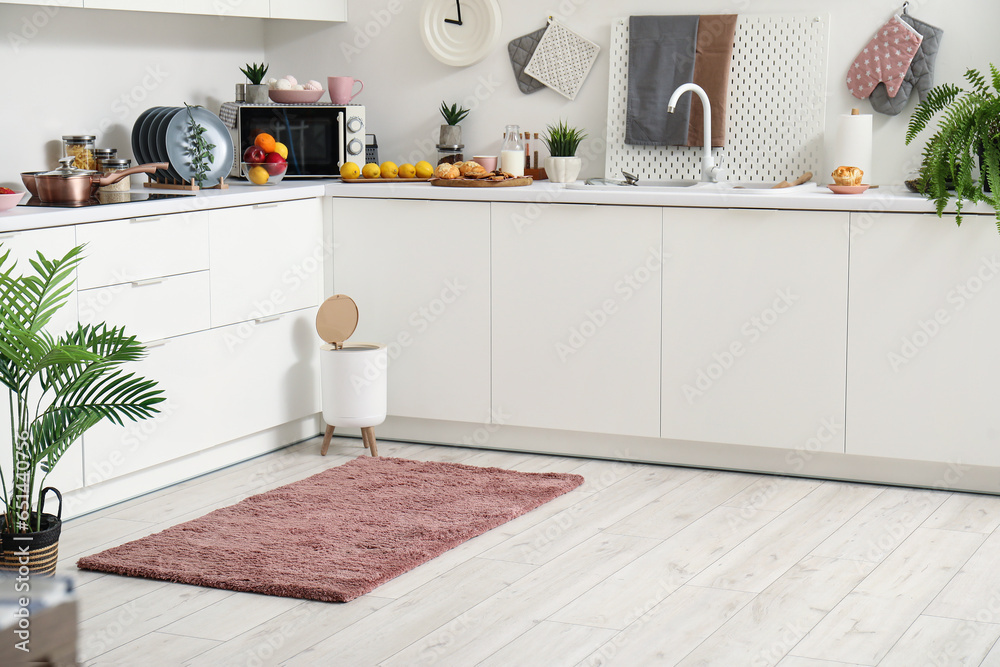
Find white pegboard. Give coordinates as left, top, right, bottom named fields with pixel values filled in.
left=606, top=14, right=829, bottom=183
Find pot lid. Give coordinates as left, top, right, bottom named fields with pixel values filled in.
left=315, top=294, right=359, bottom=346
left=40, top=156, right=97, bottom=178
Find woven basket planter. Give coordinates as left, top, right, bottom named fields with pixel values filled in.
left=1, top=488, right=63, bottom=577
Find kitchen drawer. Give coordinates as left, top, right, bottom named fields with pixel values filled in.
left=76, top=210, right=210, bottom=289
left=210, top=198, right=324, bottom=327
left=78, top=270, right=211, bottom=342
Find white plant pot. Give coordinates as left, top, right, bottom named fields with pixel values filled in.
left=545, top=156, right=583, bottom=183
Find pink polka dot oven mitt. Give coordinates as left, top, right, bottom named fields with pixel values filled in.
left=847, top=15, right=923, bottom=99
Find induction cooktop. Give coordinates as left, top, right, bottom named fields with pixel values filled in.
left=18, top=192, right=197, bottom=208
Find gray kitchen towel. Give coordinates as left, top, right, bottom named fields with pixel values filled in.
left=626, top=15, right=700, bottom=146
left=869, top=13, right=943, bottom=116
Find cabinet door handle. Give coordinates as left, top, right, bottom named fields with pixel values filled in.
left=130, top=216, right=161, bottom=223
left=253, top=203, right=280, bottom=210
left=144, top=338, right=169, bottom=348
left=254, top=314, right=282, bottom=324
left=131, top=277, right=166, bottom=287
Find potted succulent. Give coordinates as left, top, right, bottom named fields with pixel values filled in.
left=0, top=245, right=164, bottom=576
left=542, top=119, right=587, bottom=183
left=439, top=102, right=470, bottom=148
left=241, top=62, right=270, bottom=104
left=905, top=65, right=1000, bottom=230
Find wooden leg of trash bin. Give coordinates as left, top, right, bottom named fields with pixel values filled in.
left=320, top=424, right=335, bottom=456
left=362, top=427, right=378, bottom=457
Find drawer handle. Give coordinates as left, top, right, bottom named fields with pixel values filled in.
left=252, top=203, right=280, bottom=209
left=0, top=233, right=19, bottom=241
left=144, top=339, right=169, bottom=348
left=130, top=216, right=161, bottom=223
left=254, top=315, right=282, bottom=324
left=131, top=278, right=166, bottom=287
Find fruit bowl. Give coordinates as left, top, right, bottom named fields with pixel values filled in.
left=268, top=89, right=325, bottom=104
left=0, top=189, right=25, bottom=211
left=242, top=162, right=287, bottom=186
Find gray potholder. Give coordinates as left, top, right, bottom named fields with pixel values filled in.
left=508, top=27, right=547, bottom=94
left=870, top=13, right=943, bottom=116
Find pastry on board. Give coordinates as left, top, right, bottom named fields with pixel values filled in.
left=832, top=166, right=864, bottom=186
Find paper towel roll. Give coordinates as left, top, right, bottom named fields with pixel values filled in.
left=832, top=111, right=873, bottom=184
left=321, top=343, right=387, bottom=428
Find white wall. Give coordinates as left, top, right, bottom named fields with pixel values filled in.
left=0, top=5, right=265, bottom=187
left=265, top=0, right=993, bottom=183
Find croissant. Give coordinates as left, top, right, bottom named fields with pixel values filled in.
left=832, top=166, right=864, bottom=186
left=459, top=161, right=488, bottom=178
left=434, top=163, right=461, bottom=179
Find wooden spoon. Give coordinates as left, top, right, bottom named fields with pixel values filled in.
left=772, top=171, right=813, bottom=188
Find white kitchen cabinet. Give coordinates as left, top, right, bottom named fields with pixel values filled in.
left=82, top=307, right=319, bottom=480
left=0, top=225, right=83, bottom=494
left=847, top=212, right=1000, bottom=467
left=75, top=211, right=209, bottom=289
left=1, top=1, right=82, bottom=7
left=660, top=208, right=850, bottom=452
left=82, top=0, right=269, bottom=18
left=209, top=198, right=324, bottom=327
left=77, top=270, right=211, bottom=343
left=271, top=0, right=346, bottom=21
left=491, top=203, right=662, bottom=437
left=332, top=198, right=491, bottom=424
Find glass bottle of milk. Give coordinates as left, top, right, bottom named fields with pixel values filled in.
left=500, top=125, right=525, bottom=177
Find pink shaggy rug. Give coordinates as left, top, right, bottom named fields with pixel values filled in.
left=77, top=456, right=583, bottom=602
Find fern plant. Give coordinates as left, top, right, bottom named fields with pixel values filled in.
left=0, top=245, right=164, bottom=534
left=906, top=65, right=1000, bottom=231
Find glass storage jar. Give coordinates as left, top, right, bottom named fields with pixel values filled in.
left=94, top=148, right=117, bottom=169
left=62, top=135, right=97, bottom=171
left=98, top=158, right=132, bottom=193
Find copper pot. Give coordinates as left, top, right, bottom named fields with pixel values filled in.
left=26, top=157, right=168, bottom=204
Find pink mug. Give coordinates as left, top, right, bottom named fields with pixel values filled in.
left=328, top=76, right=364, bottom=104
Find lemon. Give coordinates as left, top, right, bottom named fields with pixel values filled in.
left=415, top=160, right=434, bottom=179
left=248, top=165, right=269, bottom=185
left=274, top=142, right=289, bottom=160
left=380, top=161, right=398, bottom=179
left=361, top=163, right=381, bottom=179
left=398, top=163, right=416, bottom=178
left=340, top=161, right=360, bottom=179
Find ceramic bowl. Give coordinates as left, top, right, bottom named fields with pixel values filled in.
left=0, top=191, right=25, bottom=211
left=268, top=89, right=325, bottom=104
left=827, top=184, right=870, bottom=195
left=242, top=162, right=288, bottom=185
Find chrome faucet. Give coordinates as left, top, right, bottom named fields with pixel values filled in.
left=667, top=83, right=725, bottom=183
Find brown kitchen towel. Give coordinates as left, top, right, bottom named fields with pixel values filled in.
left=686, top=14, right=738, bottom=148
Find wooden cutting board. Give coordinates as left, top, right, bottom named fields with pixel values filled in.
left=341, top=177, right=433, bottom=183
left=430, top=177, right=533, bottom=187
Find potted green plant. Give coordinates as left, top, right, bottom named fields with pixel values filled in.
left=241, top=62, right=270, bottom=104
left=0, top=245, right=164, bottom=576
left=542, top=119, right=587, bottom=183
left=905, top=65, right=1000, bottom=231
left=439, top=102, right=470, bottom=149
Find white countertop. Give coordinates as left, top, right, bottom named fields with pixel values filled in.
left=1, top=178, right=993, bottom=232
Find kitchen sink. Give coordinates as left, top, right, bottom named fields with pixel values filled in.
left=566, top=180, right=819, bottom=194
left=565, top=179, right=701, bottom=191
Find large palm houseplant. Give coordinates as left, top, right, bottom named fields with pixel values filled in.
left=905, top=65, right=1000, bottom=231
left=0, top=245, right=164, bottom=575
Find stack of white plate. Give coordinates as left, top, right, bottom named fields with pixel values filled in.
left=130, top=106, right=234, bottom=187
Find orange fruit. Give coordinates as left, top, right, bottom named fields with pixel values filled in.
left=254, top=133, right=277, bottom=153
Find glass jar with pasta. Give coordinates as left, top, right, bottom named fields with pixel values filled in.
left=62, top=135, right=97, bottom=170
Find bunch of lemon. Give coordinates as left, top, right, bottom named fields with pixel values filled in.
left=340, top=160, right=434, bottom=180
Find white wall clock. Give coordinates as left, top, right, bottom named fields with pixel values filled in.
left=420, top=0, right=502, bottom=67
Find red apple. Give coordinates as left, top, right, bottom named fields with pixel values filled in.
left=264, top=152, right=287, bottom=175
left=243, top=145, right=266, bottom=164
left=264, top=152, right=287, bottom=165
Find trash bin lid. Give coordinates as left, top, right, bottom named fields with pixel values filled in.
left=315, top=294, right=359, bottom=346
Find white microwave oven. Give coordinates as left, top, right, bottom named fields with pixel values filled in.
left=228, top=104, right=366, bottom=178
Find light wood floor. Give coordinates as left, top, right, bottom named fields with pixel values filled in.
left=64, top=436, right=1000, bottom=666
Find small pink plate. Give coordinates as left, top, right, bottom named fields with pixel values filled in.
left=828, top=184, right=871, bottom=195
